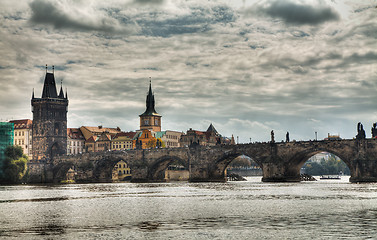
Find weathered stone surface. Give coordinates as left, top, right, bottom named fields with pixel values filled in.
left=27, top=139, right=377, bottom=183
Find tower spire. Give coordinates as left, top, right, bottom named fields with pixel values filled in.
left=149, top=77, right=152, bottom=94
left=41, top=64, right=58, bottom=98
left=58, top=79, right=64, bottom=98
left=139, top=78, right=161, bottom=132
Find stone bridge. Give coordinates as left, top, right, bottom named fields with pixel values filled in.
left=30, top=139, right=377, bottom=183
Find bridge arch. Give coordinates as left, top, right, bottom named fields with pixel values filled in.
left=53, top=161, right=75, bottom=183
left=148, top=156, right=188, bottom=182
left=211, top=152, right=262, bottom=181
left=287, top=147, right=354, bottom=179
left=93, top=155, right=132, bottom=182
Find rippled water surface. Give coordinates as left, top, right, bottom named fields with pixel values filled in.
left=1, top=176, right=377, bottom=239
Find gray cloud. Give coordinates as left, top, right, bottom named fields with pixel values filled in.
left=1, top=0, right=376, bottom=143
left=132, top=0, right=165, bottom=5
left=246, top=0, right=339, bottom=25
left=29, top=0, right=130, bottom=33
left=115, top=4, right=237, bottom=37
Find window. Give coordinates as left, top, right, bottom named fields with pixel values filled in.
left=54, top=123, right=60, bottom=135
left=144, top=119, right=149, bottom=125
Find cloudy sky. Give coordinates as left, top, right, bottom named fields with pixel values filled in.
left=0, top=0, right=376, bottom=143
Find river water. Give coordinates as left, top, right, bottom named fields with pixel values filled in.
left=1, top=176, right=377, bottom=239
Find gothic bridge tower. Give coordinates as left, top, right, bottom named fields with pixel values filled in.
left=31, top=66, right=68, bottom=162
left=139, top=80, right=161, bottom=132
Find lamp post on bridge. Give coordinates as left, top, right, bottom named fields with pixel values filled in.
left=315, top=131, right=318, bottom=141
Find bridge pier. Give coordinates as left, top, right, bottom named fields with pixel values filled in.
left=261, top=162, right=301, bottom=182
left=189, top=164, right=226, bottom=182
left=27, top=162, right=54, bottom=183
left=349, top=159, right=377, bottom=183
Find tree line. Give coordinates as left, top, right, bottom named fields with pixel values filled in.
left=303, top=154, right=350, bottom=176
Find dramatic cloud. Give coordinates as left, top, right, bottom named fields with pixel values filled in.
left=246, top=0, right=340, bottom=25
left=29, top=0, right=134, bottom=33
left=1, top=0, right=376, bottom=142
left=132, top=0, right=165, bottom=5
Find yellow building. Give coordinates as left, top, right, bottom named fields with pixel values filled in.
left=112, top=160, right=132, bottom=181
left=9, top=119, right=33, bottom=159
left=111, top=132, right=134, bottom=150
left=139, top=80, right=161, bottom=132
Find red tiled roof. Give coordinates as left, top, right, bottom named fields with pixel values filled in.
left=67, top=128, right=85, bottom=139
left=86, top=136, right=97, bottom=143
left=115, top=131, right=137, bottom=139
left=81, top=126, right=121, bottom=134
left=9, top=119, right=32, bottom=129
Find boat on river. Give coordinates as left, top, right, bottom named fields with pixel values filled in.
left=320, top=175, right=341, bottom=180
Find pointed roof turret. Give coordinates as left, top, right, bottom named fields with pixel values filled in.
left=58, top=80, right=64, bottom=98
left=41, top=72, right=58, bottom=98
left=32, top=88, right=35, bottom=99
left=140, top=79, right=160, bottom=116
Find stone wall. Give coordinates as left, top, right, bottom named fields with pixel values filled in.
left=27, top=139, right=377, bottom=183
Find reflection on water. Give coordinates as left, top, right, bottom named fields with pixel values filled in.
left=1, top=177, right=377, bottom=239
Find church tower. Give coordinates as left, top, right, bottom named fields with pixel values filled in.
left=31, top=66, right=68, bottom=162
left=139, top=80, right=161, bottom=132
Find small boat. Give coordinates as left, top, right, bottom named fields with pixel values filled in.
left=320, top=175, right=341, bottom=180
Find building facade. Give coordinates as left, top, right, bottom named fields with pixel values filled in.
left=31, top=69, right=68, bottom=162
left=112, top=160, right=132, bottom=181
left=9, top=119, right=33, bottom=159
left=67, top=128, right=85, bottom=155
left=139, top=81, right=161, bottom=132
left=111, top=132, right=134, bottom=151
left=157, top=130, right=183, bottom=148
left=85, top=136, right=97, bottom=153
left=96, top=132, right=112, bottom=152
left=180, top=124, right=228, bottom=147
left=133, top=129, right=157, bottom=149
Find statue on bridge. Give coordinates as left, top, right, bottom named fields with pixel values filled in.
left=286, top=132, right=290, bottom=142
left=271, top=130, right=275, bottom=143
left=356, top=122, right=366, bottom=140
left=372, top=123, right=377, bottom=138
